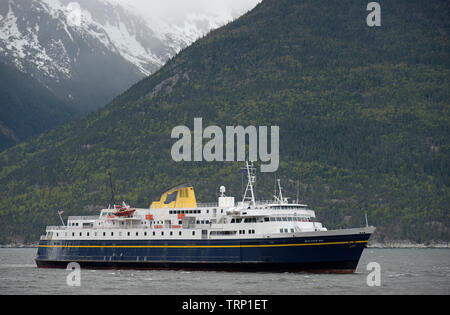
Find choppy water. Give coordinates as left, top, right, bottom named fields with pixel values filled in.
left=0, top=248, right=448, bottom=295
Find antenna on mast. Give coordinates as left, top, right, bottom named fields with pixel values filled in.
left=273, top=178, right=285, bottom=204
left=277, top=179, right=284, bottom=202
left=241, top=161, right=256, bottom=206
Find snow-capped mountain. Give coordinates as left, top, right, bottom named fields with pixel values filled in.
left=0, top=0, right=230, bottom=112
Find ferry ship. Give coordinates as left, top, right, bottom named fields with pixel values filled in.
left=36, top=162, right=375, bottom=273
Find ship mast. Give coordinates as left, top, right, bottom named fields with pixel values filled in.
left=273, top=178, right=287, bottom=204
left=242, top=161, right=256, bottom=206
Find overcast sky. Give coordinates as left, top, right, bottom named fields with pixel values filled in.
left=114, top=0, right=262, bottom=23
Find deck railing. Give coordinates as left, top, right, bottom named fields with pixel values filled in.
left=68, top=216, right=99, bottom=220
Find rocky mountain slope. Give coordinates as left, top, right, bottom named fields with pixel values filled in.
left=0, top=0, right=240, bottom=150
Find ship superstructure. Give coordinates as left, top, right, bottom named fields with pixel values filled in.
left=36, top=162, right=374, bottom=273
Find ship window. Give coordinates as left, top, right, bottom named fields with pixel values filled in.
left=284, top=229, right=288, bottom=233
left=288, top=217, right=293, bottom=221
left=264, top=218, right=270, bottom=222
left=144, top=232, right=147, bottom=236
left=111, top=232, right=114, bottom=236
left=210, top=231, right=237, bottom=235
left=170, top=231, right=173, bottom=236
left=127, top=232, right=130, bottom=236
left=161, top=232, right=164, bottom=236
left=179, top=231, right=182, bottom=236
left=86, top=232, right=89, bottom=236
left=79, top=232, right=82, bottom=236
left=276, top=217, right=282, bottom=222
left=153, top=232, right=155, bottom=236
left=103, top=232, right=106, bottom=236
left=192, top=231, right=195, bottom=236
left=178, top=220, right=182, bottom=224
left=282, top=217, right=287, bottom=221
left=136, top=232, right=139, bottom=236
left=280, top=229, right=283, bottom=233
left=290, top=229, right=294, bottom=233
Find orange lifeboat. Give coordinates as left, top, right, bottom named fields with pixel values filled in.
left=113, top=204, right=136, bottom=217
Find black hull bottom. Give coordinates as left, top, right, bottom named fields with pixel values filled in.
left=35, top=259, right=358, bottom=274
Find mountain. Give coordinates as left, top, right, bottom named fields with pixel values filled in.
left=0, top=0, right=239, bottom=151
left=0, top=60, right=77, bottom=151
left=0, top=0, right=239, bottom=113
left=0, top=0, right=448, bottom=244
left=0, top=0, right=179, bottom=113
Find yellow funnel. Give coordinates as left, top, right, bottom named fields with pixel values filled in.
left=150, top=186, right=197, bottom=209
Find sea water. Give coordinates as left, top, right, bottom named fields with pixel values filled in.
left=0, top=248, right=448, bottom=295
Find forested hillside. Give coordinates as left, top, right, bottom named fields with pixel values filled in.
left=0, top=0, right=448, bottom=244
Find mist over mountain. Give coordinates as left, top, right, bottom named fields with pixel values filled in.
left=0, top=0, right=182, bottom=113
left=0, top=0, right=258, bottom=150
